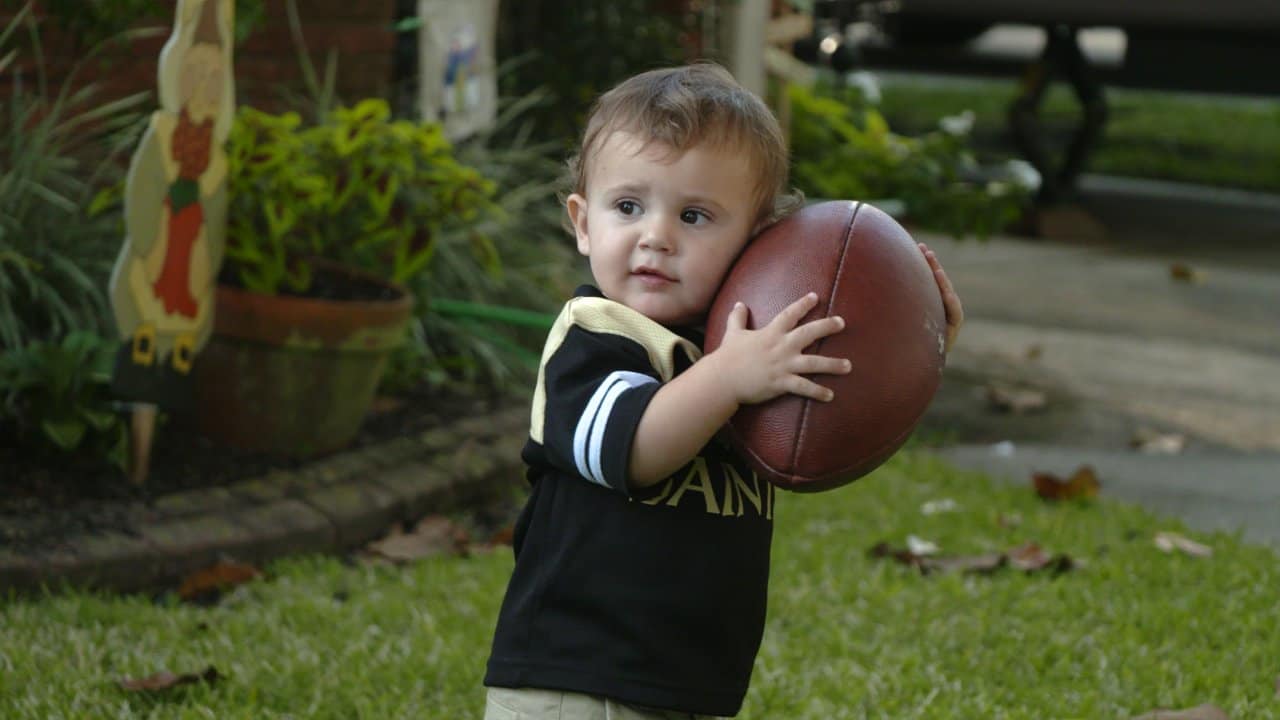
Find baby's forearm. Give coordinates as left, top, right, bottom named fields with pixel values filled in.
left=627, top=353, right=739, bottom=488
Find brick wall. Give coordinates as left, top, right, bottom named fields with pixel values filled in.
left=4, top=1, right=398, bottom=113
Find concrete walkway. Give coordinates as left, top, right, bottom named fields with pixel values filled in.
left=916, top=175, right=1280, bottom=546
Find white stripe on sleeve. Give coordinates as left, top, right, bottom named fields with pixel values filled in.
left=572, top=370, right=657, bottom=487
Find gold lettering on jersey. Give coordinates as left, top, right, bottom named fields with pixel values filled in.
left=637, top=457, right=771, bottom=520
left=665, top=458, right=719, bottom=514
left=726, top=464, right=761, bottom=517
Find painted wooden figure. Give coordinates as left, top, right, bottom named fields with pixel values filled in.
left=108, top=0, right=234, bottom=482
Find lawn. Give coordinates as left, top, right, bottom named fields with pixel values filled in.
left=874, top=73, right=1280, bottom=195
left=3, top=449, right=1278, bottom=719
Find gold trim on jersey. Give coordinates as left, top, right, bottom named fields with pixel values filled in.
left=529, top=297, right=702, bottom=444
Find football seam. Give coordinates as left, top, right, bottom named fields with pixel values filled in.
left=785, top=201, right=861, bottom=480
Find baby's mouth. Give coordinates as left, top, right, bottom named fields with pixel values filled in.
left=632, top=266, right=675, bottom=283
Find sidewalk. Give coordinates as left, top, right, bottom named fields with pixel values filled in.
left=915, top=175, right=1280, bottom=546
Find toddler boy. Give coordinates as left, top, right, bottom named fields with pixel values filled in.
left=484, top=63, right=962, bottom=719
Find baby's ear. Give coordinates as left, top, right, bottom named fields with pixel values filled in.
left=566, top=193, right=591, bottom=256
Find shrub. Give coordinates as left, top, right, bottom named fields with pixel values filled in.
left=789, top=80, right=1035, bottom=240
left=0, top=331, right=127, bottom=470
left=0, top=4, right=149, bottom=349
left=223, top=99, right=499, bottom=295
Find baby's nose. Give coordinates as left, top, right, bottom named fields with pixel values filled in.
left=639, top=223, right=675, bottom=253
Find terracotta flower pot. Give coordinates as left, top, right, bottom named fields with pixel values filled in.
left=195, top=267, right=413, bottom=457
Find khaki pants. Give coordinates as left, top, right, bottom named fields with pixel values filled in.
left=484, top=687, right=721, bottom=720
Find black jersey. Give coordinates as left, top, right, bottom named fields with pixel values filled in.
left=485, top=286, right=775, bottom=716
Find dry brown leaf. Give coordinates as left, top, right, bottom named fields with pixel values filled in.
left=177, top=560, right=261, bottom=604
left=1131, top=703, right=1229, bottom=720
left=1154, top=531, right=1213, bottom=558
left=926, top=553, right=1006, bottom=575
left=868, top=541, right=929, bottom=571
left=119, top=666, right=220, bottom=692
left=1033, top=465, right=1101, bottom=501
left=868, top=541, right=1071, bottom=576
left=365, top=515, right=471, bottom=563
left=997, top=512, right=1023, bottom=529
left=1007, top=542, right=1074, bottom=573
left=1130, top=427, right=1186, bottom=455
left=489, top=524, right=515, bottom=547
left=986, top=383, right=1048, bottom=414
left=1169, top=262, right=1206, bottom=284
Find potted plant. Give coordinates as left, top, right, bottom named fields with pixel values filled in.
left=196, top=99, right=496, bottom=456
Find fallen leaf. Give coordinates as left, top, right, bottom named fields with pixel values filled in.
left=1131, top=703, right=1229, bottom=720
left=986, top=382, right=1048, bottom=414
left=869, top=541, right=1072, bottom=576
left=926, top=553, right=1006, bottom=574
left=1154, top=531, right=1212, bottom=557
left=119, top=666, right=220, bottom=692
left=868, top=541, right=929, bottom=571
left=1033, top=204, right=1107, bottom=241
left=997, top=512, right=1023, bottom=529
left=1130, top=427, right=1186, bottom=455
left=921, top=498, right=959, bottom=516
left=1033, top=465, right=1101, bottom=501
left=906, top=535, right=939, bottom=556
left=365, top=515, right=471, bottom=563
left=1169, top=262, right=1205, bottom=284
left=989, top=440, right=1017, bottom=458
left=1007, top=542, right=1074, bottom=573
left=489, top=524, right=515, bottom=546
left=178, top=560, right=261, bottom=604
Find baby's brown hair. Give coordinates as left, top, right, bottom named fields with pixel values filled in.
left=566, top=62, right=802, bottom=231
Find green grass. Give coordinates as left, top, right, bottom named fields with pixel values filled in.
left=875, top=75, right=1280, bottom=194
left=3, top=451, right=1278, bottom=718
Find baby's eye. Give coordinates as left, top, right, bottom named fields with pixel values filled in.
left=680, top=209, right=710, bottom=225
left=616, top=200, right=641, bottom=216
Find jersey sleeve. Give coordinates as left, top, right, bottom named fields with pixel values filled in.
left=536, top=324, right=661, bottom=496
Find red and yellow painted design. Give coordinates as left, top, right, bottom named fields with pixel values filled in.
left=108, top=0, right=234, bottom=406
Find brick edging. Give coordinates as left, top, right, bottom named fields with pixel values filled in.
left=0, top=403, right=529, bottom=596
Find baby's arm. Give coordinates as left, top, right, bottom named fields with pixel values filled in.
left=628, top=292, right=849, bottom=487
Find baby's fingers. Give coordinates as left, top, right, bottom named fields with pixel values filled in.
left=725, top=301, right=750, bottom=332
left=770, top=292, right=821, bottom=331
left=792, top=354, right=852, bottom=377
left=790, top=314, right=846, bottom=349
left=787, top=375, right=836, bottom=402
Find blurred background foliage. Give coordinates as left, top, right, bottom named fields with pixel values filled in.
left=39, top=0, right=265, bottom=48
left=493, top=0, right=691, bottom=150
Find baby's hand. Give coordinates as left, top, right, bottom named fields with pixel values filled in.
left=918, top=242, right=964, bottom=353
left=710, top=292, right=851, bottom=406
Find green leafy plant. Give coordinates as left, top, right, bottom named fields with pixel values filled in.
left=0, top=331, right=127, bottom=469
left=379, top=84, right=574, bottom=395
left=789, top=81, right=1034, bottom=240
left=0, top=3, right=150, bottom=350
left=223, top=99, right=500, bottom=295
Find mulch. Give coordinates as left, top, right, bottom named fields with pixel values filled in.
left=0, top=386, right=507, bottom=548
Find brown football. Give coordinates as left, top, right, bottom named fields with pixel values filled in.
left=704, top=201, right=947, bottom=492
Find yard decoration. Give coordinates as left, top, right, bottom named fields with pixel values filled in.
left=194, top=99, right=496, bottom=457
left=108, top=0, right=235, bottom=484
left=417, top=0, right=499, bottom=141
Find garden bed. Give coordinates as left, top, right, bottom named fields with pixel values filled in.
left=0, top=386, right=519, bottom=551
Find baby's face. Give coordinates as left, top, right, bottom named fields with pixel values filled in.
left=567, top=132, right=758, bottom=327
